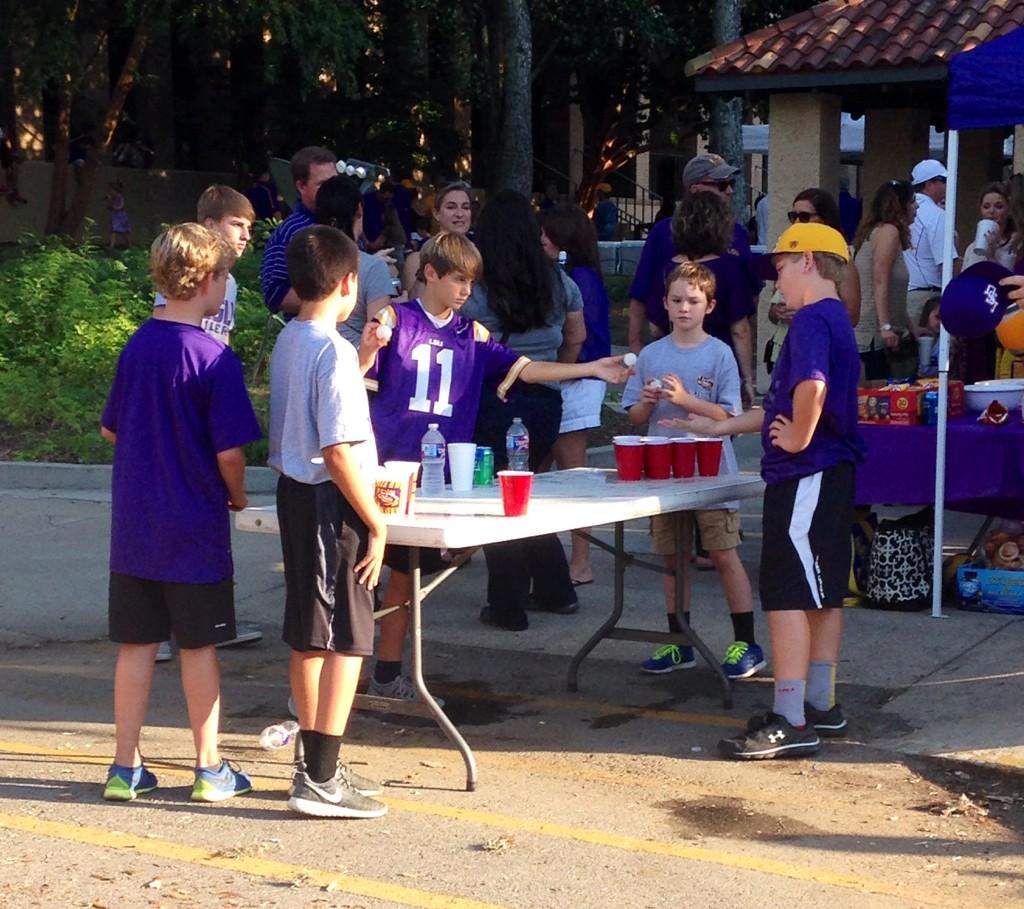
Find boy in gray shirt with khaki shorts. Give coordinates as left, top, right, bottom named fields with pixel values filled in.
left=622, top=262, right=765, bottom=681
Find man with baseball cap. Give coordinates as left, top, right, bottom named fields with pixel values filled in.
left=905, top=158, right=960, bottom=335
left=627, top=153, right=758, bottom=405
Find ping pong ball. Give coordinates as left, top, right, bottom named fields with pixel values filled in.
left=623, top=352, right=637, bottom=367
left=376, top=324, right=393, bottom=342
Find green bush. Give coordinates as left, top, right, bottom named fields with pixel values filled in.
left=0, top=235, right=273, bottom=464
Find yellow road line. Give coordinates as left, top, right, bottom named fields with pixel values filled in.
left=431, top=684, right=747, bottom=730
left=0, top=741, right=938, bottom=905
left=0, top=810, right=507, bottom=909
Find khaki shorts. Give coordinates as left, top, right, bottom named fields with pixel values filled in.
left=650, top=509, right=741, bottom=556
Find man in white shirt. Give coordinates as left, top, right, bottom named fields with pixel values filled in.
left=904, top=159, right=960, bottom=335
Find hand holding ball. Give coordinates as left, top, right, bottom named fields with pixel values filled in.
left=376, top=324, right=393, bottom=343
left=623, top=352, right=637, bottom=368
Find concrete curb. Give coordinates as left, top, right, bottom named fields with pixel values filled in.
left=0, top=460, right=279, bottom=494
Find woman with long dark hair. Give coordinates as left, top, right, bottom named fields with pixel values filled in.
left=853, top=180, right=917, bottom=379
left=659, top=191, right=755, bottom=385
left=538, top=203, right=611, bottom=585
left=460, top=190, right=586, bottom=630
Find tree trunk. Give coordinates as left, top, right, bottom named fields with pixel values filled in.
left=58, top=25, right=148, bottom=238
left=709, top=0, right=746, bottom=223
left=45, top=73, right=73, bottom=235
left=493, top=0, right=532, bottom=196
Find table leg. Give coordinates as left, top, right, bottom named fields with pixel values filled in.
left=673, top=511, right=732, bottom=709
left=568, top=521, right=626, bottom=692
left=406, top=546, right=479, bottom=792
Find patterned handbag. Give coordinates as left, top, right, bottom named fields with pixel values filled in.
left=864, top=516, right=933, bottom=612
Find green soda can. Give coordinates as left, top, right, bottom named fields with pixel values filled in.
left=474, top=446, right=495, bottom=486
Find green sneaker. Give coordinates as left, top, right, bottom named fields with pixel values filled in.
left=103, top=763, right=158, bottom=801
left=640, top=644, right=696, bottom=674
left=191, top=761, right=252, bottom=803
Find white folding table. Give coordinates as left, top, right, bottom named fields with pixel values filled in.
left=236, top=468, right=764, bottom=790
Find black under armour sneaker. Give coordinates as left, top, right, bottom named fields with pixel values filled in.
left=804, top=701, right=848, bottom=737
left=718, top=712, right=821, bottom=760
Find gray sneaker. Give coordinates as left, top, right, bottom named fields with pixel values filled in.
left=367, top=675, right=445, bottom=708
left=287, top=762, right=382, bottom=798
left=287, top=768, right=388, bottom=819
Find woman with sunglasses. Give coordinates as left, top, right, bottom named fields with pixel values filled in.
left=784, top=189, right=861, bottom=324
left=401, top=180, right=474, bottom=299
left=853, top=181, right=918, bottom=379
left=764, top=189, right=861, bottom=375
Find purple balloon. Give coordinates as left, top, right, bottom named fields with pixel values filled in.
left=940, top=264, right=1012, bottom=337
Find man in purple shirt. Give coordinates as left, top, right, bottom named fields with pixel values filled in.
left=628, top=153, right=760, bottom=404
left=260, top=146, right=338, bottom=315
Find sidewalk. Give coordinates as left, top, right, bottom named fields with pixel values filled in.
left=0, top=459, right=1020, bottom=777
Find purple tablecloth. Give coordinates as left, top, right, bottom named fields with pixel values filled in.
left=856, top=414, right=1024, bottom=519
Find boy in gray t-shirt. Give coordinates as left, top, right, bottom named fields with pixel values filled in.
left=268, top=225, right=388, bottom=820
left=621, top=261, right=765, bottom=682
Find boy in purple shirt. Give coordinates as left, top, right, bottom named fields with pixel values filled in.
left=361, top=232, right=630, bottom=697
left=100, top=224, right=261, bottom=802
left=668, top=223, right=864, bottom=760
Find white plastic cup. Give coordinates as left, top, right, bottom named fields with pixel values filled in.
left=973, top=218, right=999, bottom=252
left=917, top=336, right=934, bottom=371
left=448, top=443, right=477, bottom=493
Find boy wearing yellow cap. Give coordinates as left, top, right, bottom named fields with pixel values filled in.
left=666, top=223, right=865, bottom=760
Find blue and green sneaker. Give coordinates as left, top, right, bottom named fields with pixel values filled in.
left=721, top=641, right=767, bottom=680
left=103, top=763, right=158, bottom=801
left=191, top=761, right=252, bottom=803
left=640, top=644, right=696, bottom=674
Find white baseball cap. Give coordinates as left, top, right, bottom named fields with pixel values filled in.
left=911, top=159, right=947, bottom=186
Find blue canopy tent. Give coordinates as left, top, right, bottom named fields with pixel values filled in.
left=931, top=27, right=1024, bottom=616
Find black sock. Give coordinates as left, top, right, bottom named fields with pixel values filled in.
left=730, top=612, right=756, bottom=646
left=667, top=612, right=691, bottom=634
left=300, top=729, right=320, bottom=777
left=373, top=660, right=402, bottom=685
left=303, top=730, right=343, bottom=783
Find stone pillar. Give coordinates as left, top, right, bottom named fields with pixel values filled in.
left=1014, top=125, right=1024, bottom=175
left=954, top=127, right=1008, bottom=260
left=758, top=93, right=841, bottom=392
left=862, top=108, right=930, bottom=206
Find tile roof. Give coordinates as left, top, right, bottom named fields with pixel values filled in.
left=687, top=0, right=1024, bottom=81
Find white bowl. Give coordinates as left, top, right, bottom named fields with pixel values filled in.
left=964, top=379, right=1024, bottom=413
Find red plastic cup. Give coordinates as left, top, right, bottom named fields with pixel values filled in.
left=642, top=437, right=672, bottom=480
left=671, top=437, right=697, bottom=478
left=696, top=438, right=724, bottom=476
left=498, top=470, right=533, bottom=516
left=612, top=435, right=644, bottom=481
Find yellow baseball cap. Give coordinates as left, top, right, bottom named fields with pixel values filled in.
left=772, top=223, right=849, bottom=262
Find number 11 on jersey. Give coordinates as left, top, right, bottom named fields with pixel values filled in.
left=408, top=343, right=454, bottom=417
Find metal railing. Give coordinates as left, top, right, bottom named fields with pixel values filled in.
left=533, top=156, right=662, bottom=238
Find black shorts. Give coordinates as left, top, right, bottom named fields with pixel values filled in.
left=759, top=462, right=855, bottom=611
left=109, top=573, right=235, bottom=649
left=277, top=475, right=375, bottom=656
left=382, top=544, right=448, bottom=576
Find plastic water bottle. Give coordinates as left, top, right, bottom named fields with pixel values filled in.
left=557, top=249, right=568, bottom=270
left=420, top=423, right=447, bottom=495
left=258, top=719, right=299, bottom=751
left=506, top=417, right=530, bottom=471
